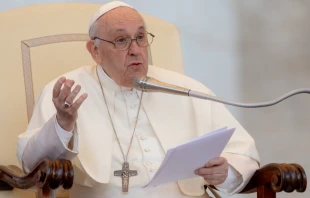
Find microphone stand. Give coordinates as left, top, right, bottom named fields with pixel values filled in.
left=134, top=76, right=310, bottom=108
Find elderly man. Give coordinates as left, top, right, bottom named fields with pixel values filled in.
left=17, top=1, right=259, bottom=198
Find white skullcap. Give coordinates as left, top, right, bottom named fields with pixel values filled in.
left=88, top=1, right=134, bottom=32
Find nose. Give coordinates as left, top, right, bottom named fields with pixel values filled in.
left=128, top=39, right=141, bottom=56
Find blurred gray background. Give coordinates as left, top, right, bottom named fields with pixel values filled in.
left=1, top=0, right=309, bottom=197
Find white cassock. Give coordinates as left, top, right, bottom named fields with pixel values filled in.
left=17, top=65, right=260, bottom=198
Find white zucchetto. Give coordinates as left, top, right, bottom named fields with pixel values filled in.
left=88, top=1, right=134, bottom=32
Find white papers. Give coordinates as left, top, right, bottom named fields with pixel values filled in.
left=144, top=127, right=235, bottom=187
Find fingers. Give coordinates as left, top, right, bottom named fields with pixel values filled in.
left=205, top=157, right=226, bottom=168
left=53, top=77, right=66, bottom=99
left=194, top=157, right=229, bottom=185
left=70, top=93, right=88, bottom=110
left=52, top=77, right=87, bottom=111
left=195, top=167, right=228, bottom=186
left=199, top=172, right=227, bottom=186
left=58, top=80, right=75, bottom=101
left=195, top=157, right=228, bottom=175
left=203, top=172, right=228, bottom=185
left=195, top=166, right=223, bottom=175
left=65, top=85, right=81, bottom=105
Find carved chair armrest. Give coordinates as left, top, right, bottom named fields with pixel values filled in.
left=0, top=159, right=73, bottom=197
left=206, top=163, right=307, bottom=197
left=240, top=163, right=307, bottom=196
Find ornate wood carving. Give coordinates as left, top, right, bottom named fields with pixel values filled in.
left=0, top=160, right=307, bottom=198
left=240, top=163, right=306, bottom=197
left=0, top=159, right=73, bottom=196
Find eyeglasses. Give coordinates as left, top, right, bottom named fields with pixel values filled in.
left=93, top=31, right=155, bottom=51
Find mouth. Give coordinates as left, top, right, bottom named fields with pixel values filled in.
left=128, top=62, right=143, bottom=69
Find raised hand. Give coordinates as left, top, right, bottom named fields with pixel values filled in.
left=52, top=77, right=88, bottom=131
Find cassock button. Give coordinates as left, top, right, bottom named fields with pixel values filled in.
left=150, top=168, right=157, bottom=173
left=140, top=136, right=147, bottom=140
left=145, top=162, right=152, bottom=165
left=130, top=104, right=136, bottom=109
left=144, top=148, right=151, bottom=152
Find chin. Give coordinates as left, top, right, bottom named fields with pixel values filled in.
left=122, top=74, right=144, bottom=88
left=123, top=65, right=147, bottom=86
left=131, top=67, right=147, bottom=78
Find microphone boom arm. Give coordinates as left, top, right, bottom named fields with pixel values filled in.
left=134, top=76, right=310, bottom=108
left=189, top=89, right=310, bottom=108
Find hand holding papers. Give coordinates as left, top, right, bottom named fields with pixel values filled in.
left=144, top=127, right=235, bottom=187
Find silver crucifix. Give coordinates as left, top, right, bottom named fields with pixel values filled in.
left=114, top=162, right=138, bottom=192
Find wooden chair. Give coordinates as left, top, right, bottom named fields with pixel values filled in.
left=0, top=160, right=307, bottom=198
left=0, top=3, right=306, bottom=198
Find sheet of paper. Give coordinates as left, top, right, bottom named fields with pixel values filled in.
left=144, top=127, right=235, bottom=187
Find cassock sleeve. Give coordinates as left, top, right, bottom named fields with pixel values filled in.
left=55, top=118, right=78, bottom=152
left=215, top=153, right=259, bottom=195
left=206, top=89, right=260, bottom=194
left=16, top=86, right=79, bottom=173
left=210, top=100, right=260, bottom=194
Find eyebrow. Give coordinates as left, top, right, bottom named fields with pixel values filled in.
left=114, top=26, right=145, bottom=33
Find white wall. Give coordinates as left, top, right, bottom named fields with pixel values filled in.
left=233, top=1, right=310, bottom=198
left=1, top=1, right=309, bottom=198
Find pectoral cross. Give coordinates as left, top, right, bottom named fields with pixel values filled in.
left=114, top=162, right=138, bottom=193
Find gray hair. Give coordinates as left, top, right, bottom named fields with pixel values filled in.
left=89, top=20, right=101, bottom=46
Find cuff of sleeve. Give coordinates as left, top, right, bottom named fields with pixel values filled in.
left=215, top=152, right=259, bottom=195
left=22, top=114, right=78, bottom=171
left=215, top=164, right=242, bottom=193
left=55, top=116, right=74, bottom=146
left=54, top=116, right=79, bottom=153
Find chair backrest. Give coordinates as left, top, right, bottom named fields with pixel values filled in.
left=0, top=3, right=183, bottom=197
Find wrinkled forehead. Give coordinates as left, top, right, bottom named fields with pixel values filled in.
left=97, top=7, right=145, bottom=35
